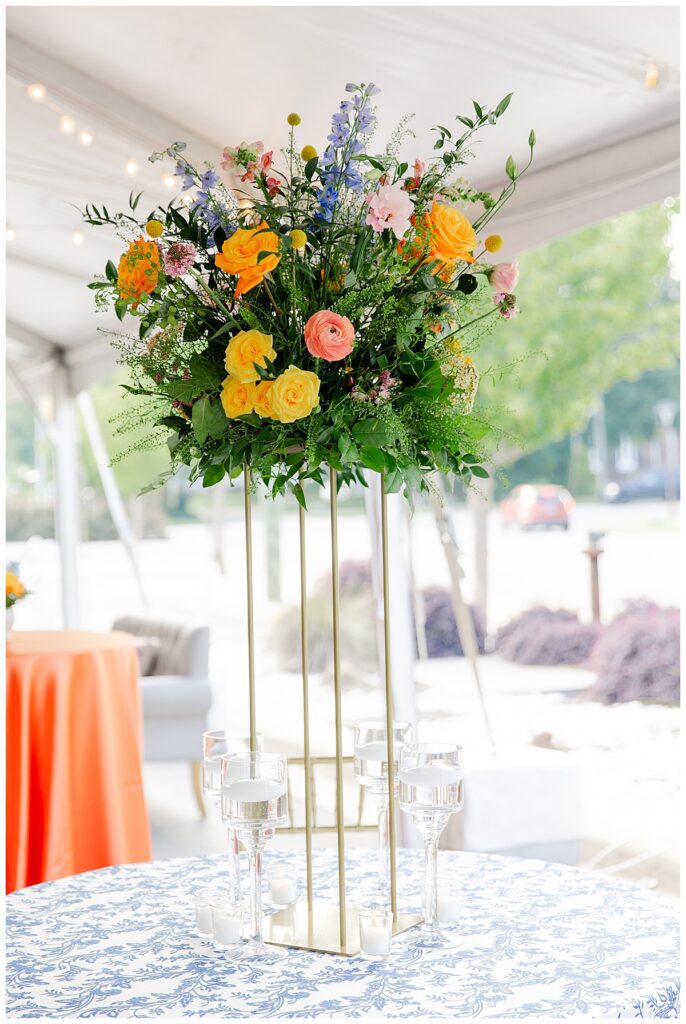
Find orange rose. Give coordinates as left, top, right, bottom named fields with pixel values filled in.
left=117, top=237, right=162, bottom=305
left=423, top=201, right=477, bottom=271
left=215, top=221, right=281, bottom=297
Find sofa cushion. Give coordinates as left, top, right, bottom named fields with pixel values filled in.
left=140, top=675, right=212, bottom=717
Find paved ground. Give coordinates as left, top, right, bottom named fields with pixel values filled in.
left=8, top=499, right=680, bottom=901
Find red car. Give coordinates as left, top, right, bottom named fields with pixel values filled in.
left=500, top=484, right=575, bottom=530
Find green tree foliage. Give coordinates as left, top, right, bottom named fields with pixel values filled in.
left=478, top=200, right=679, bottom=458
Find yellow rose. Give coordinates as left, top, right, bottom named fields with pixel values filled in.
left=215, top=220, right=281, bottom=298
left=254, top=380, right=275, bottom=419
left=220, top=377, right=257, bottom=419
left=270, top=365, right=320, bottom=423
left=224, top=330, right=276, bottom=383
left=424, top=201, right=477, bottom=269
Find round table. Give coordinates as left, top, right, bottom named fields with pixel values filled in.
left=5, top=848, right=679, bottom=1018
left=6, top=630, right=151, bottom=893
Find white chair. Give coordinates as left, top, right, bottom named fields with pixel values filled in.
left=113, top=615, right=212, bottom=816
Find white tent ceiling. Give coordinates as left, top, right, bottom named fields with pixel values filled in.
left=5, top=5, right=680, bottom=393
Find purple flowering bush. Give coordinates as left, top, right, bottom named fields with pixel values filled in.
left=495, top=606, right=600, bottom=666
left=421, top=586, right=486, bottom=658
left=588, top=603, right=680, bottom=704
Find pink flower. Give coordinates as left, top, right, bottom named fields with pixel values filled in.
left=221, top=140, right=264, bottom=171
left=259, top=150, right=273, bottom=172
left=265, top=176, right=280, bottom=197
left=365, top=183, right=414, bottom=240
left=240, top=161, right=259, bottom=182
left=413, top=159, right=425, bottom=179
left=304, top=310, right=355, bottom=361
left=489, top=261, right=519, bottom=293
left=493, top=292, right=520, bottom=319
left=163, top=241, right=196, bottom=277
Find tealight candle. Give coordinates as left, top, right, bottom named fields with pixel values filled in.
left=211, top=898, right=243, bottom=948
left=270, top=875, right=297, bottom=906
left=359, top=908, right=392, bottom=959
left=194, top=888, right=218, bottom=938
left=437, top=892, right=460, bottom=923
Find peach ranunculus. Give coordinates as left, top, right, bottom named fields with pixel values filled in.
left=215, top=221, right=281, bottom=297
left=6, top=571, right=25, bottom=599
left=220, top=377, right=257, bottom=419
left=117, top=237, right=162, bottom=304
left=254, top=380, right=275, bottom=419
left=304, top=310, right=355, bottom=361
left=488, top=261, right=519, bottom=293
left=269, top=366, right=321, bottom=423
left=224, top=330, right=276, bottom=383
left=423, top=201, right=477, bottom=271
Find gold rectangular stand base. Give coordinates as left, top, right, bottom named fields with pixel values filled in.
left=264, top=900, right=423, bottom=956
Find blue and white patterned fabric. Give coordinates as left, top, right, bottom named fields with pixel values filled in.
left=5, top=849, right=679, bottom=1018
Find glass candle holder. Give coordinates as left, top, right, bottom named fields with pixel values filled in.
left=195, top=887, right=220, bottom=939
left=211, top=895, right=244, bottom=949
left=359, top=907, right=393, bottom=959
left=437, top=889, right=461, bottom=924
left=269, top=869, right=298, bottom=908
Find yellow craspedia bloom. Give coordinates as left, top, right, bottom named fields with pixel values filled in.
left=485, top=234, right=503, bottom=253
left=290, top=229, right=307, bottom=250
left=254, top=380, right=275, bottom=419
left=270, top=365, right=320, bottom=423
left=287, top=113, right=301, bottom=127
left=224, top=330, right=276, bottom=384
left=300, top=145, right=317, bottom=162
left=220, top=377, right=257, bottom=419
left=145, top=219, right=164, bottom=238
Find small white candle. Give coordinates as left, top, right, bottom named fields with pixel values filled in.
left=213, top=910, right=242, bottom=945
left=361, top=923, right=391, bottom=956
left=195, top=904, right=213, bottom=936
left=225, top=779, right=287, bottom=801
left=270, top=877, right=297, bottom=905
left=437, top=892, right=460, bottom=923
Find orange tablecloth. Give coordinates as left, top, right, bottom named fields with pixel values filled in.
left=6, top=630, right=152, bottom=893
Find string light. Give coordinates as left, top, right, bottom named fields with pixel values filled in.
left=59, top=115, right=76, bottom=135
left=125, top=158, right=139, bottom=176
left=6, top=227, right=16, bottom=242
left=161, top=173, right=176, bottom=190
left=72, top=231, right=84, bottom=246
left=27, top=82, right=46, bottom=101
left=79, top=129, right=94, bottom=146
left=644, top=59, right=660, bottom=89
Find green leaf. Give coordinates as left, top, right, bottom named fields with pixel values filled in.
left=292, top=482, right=307, bottom=510
left=105, top=260, right=118, bottom=283
left=495, top=93, right=513, bottom=117
left=202, top=464, right=225, bottom=488
left=359, top=447, right=386, bottom=473
left=470, top=465, right=490, bottom=479
left=456, top=116, right=474, bottom=129
left=192, top=398, right=227, bottom=443
left=188, top=352, right=221, bottom=391
left=114, top=299, right=128, bottom=321
left=351, top=418, right=388, bottom=448
left=472, top=101, right=483, bottom=120
left=304, top=156, right=319, bottom=181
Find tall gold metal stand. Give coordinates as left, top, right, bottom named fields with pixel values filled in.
left=260, top=468, right=422, bottom=955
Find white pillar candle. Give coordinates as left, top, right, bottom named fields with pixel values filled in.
left=361, top=923, right=391, bottom=956
left=270, top=877, right=297, bottom=905
left=225, top=779, right=287, bottom=801
left=399, top=765, right=463, bottom=786
left=213, top=910, right=242, bottom=946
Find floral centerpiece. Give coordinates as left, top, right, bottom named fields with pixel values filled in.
left=83, top=82, right=534, bottom=504
left=6, top=565, right=28, bottom=633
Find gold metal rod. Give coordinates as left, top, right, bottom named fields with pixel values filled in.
left=329, top=466, right=347, bottom=948
left=380, top=471, right=398, bottom=921
left=244, top=463, right=256, bottom=750
left=299, top=500, right=314, bottom=911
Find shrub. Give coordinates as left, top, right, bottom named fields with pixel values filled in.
left=421, top=586, right=485, bottom=658
left=495, top=606, right=600, bottom=665
left=588, top=602, right=680, bottom=704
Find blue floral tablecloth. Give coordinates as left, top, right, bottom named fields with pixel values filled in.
left=5, top=848, right=679, bottom=1018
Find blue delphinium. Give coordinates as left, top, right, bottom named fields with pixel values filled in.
left=314, top=84, right=378, bottom=221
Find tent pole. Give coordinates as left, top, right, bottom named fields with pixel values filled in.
left=53, top=361, right=81, bottom=628
left=76, top=392, right=148, bottom=607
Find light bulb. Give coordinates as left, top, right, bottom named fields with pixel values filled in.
left=27, top=83, right=46, bottom=102
left=79, top=130, right=94, bottom=146
left=161, top=173, right=175, bottom=190
left=6, top=227, right=16, bottom=242
left=72, top=231, right=84, bottom=246
left=59, top=115, right=76, bottom=135
left=125, top=158, right=139, bottom=176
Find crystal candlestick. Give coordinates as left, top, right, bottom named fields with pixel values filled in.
left=399, top=743, right=463, bottom=949
left=221, top=751, right=288, bottom=962
left=354, top=720, right=414, bottom=906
